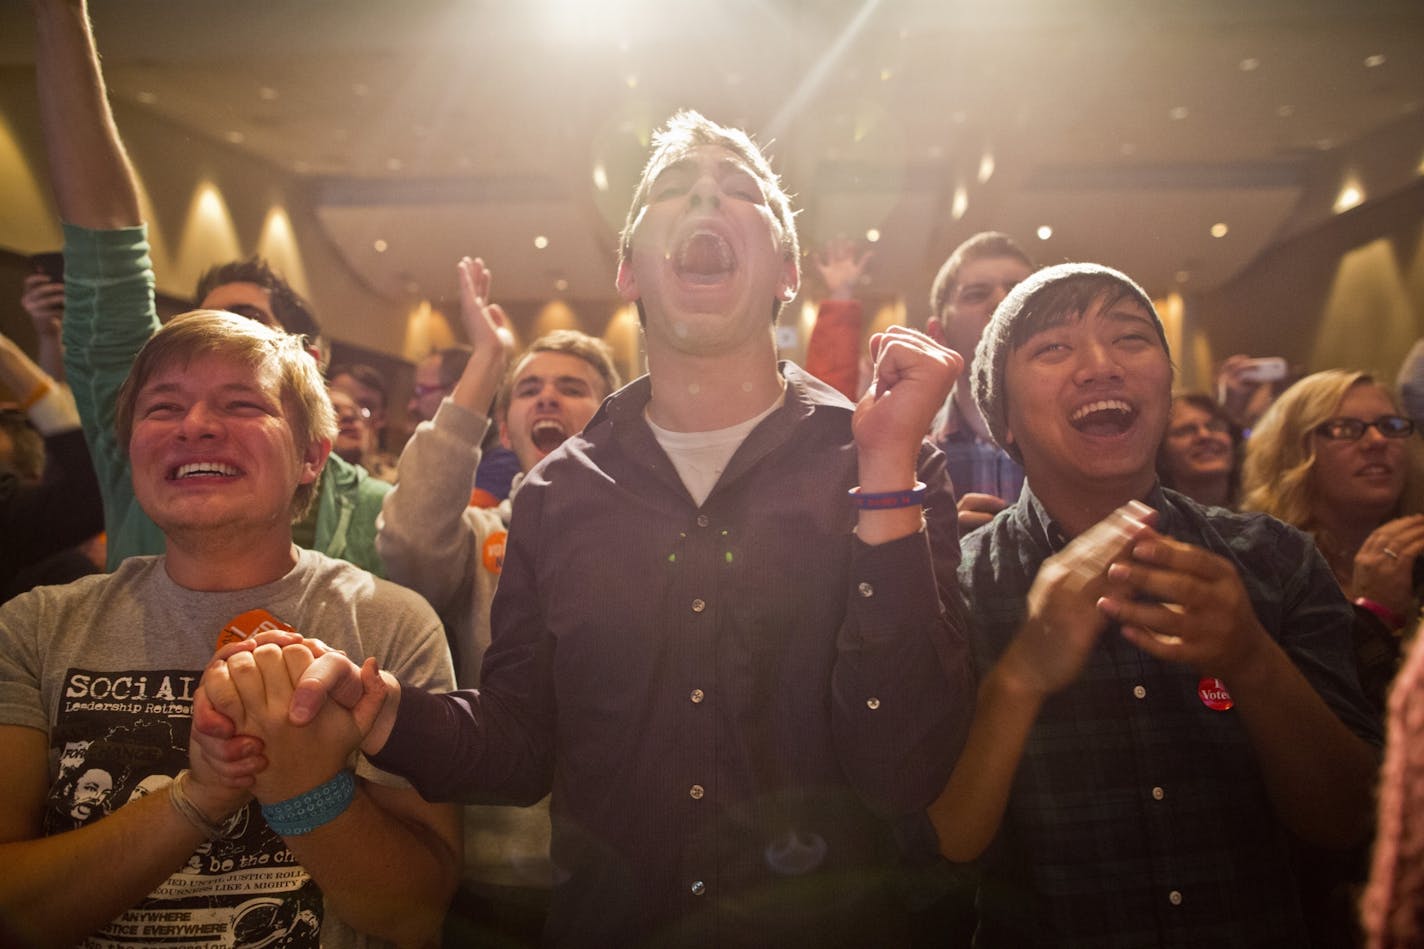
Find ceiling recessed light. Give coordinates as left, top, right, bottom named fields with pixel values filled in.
left=555, top=278, right=569, bottom=292
left=865, top=228, right=881, bottom=243
left=386, top=157, right=404, bottom=171
left=136, top=91, right=157, bottom=105
left=1175, top=270, right=1191, bottom=283
left=373, top=239, right=388, bottom=253
left=1239, top=58, right=1260, bottom=72
left=951, top=186, right=968, bottom=220
left=1036, top=225, right=1052, bottom=241
left=1210, top=223, right=1229, bottom=238
left=258, top=86, right=278, bottom=101
left=533, top=235, right=549, bottom=250
left=879, top=68, right=893, bottom=82
left=977, top=152, right=995, bottom=184
left=1334, top=181, right=1364, bottom=213
left=225, top=131, right=245, bottom=144
left=1169, top=106, right=1190, bottom=121
left=1276, top=105, right=1295, bottom=118
left=625, top=74, right=638, bottom=89
left=1364, top=54, right=1387, bottom=68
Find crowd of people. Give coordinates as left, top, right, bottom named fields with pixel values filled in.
left=2, top=2, right=1422, bottom=948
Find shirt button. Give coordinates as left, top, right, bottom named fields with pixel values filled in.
left=690, top=689, right=705, bottom=704
left=1132, top=685, right=1147, bottom=699
left=866, top=697, right=881, bottom=710
left=1168, top=890, right=1183, bottom=906
left=696, top=514, right=710, bottom=528
left=691, top=598, right=706, bottom=613
left=689, top=784, right=704, bottom=800
left=857, top=582, right=874, bottom=598
left=690, top=881, right=706, bottom=896
left=1152, top=786, right=1165, bottom=801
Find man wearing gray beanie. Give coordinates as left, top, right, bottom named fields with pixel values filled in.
left=925, top=262, right=1380, bottom=945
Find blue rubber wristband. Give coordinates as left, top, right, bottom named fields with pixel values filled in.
left=848, top=481, right=927, bottom=510
left=260, top=770, right=355, bottom=836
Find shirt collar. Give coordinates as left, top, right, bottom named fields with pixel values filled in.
left=1015, top=479, right=1173, bottom=554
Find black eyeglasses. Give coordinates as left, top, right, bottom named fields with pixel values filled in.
left=1314, top=415, right=1415, bottom=441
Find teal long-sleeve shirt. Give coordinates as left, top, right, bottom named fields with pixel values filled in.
left=60, top=222, right=388, bottom=576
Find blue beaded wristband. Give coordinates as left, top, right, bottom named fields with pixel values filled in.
left=260, top=770, right=355, bottom=837
left=848, top=481, right=927, bottom=510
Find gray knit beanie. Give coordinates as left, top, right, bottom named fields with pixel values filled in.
left=971, top=262, right=1167, bottom=463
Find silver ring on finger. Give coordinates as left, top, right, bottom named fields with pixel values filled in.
left=1383, top=547, right=1400, bottom=560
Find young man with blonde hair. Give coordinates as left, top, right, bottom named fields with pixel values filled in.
left=0, top=311, right=460, bottom=947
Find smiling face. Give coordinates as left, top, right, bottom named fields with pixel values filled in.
left=129, top=352, right=326, bottom=539
left=1004, top=293, right=1172, bottom=499
left=499, top=351, right=608, bottom=472
left=1309, top=382, right=1408, bottom=522
left=616, top=144, right=799, bottom=359
left=1161, top=398, right=1234, bottom=485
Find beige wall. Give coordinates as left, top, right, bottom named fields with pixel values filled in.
left=0, top=72, right=403, bottom=355
left=4, top=64, right=1422, bottom=391
left=1189, top=180, right=1424, bottom=390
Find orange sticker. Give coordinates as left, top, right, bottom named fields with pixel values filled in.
left=469, top=487, right=501, bottom=509
left=215, top=608, right=296, bottom=651
left=482, top=530, right=507, bottom=575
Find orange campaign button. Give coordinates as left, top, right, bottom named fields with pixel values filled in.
left=482, top=530, right=507, bottom=575
left=1197, top=676, right=1234, bottom=711
left=215, top=608, right=296, bottom=651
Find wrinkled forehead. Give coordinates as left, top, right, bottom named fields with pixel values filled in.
left=1008, top=283, right=1156, bottom=351
left=199, top=281, right=278, bottom=327
left=511, top=350, right=609, bottom=396
left=634, top=143, right=767, bottom=208
left=138, top=345, right=280, bottom=398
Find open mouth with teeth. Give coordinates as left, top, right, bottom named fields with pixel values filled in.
left=529, top=419, right=568, bottom=454
left=673, top=230, right=736, bottom=283
left=169, top=461, right=242, bottom=481
left=1069, top=399, right=1137, bottom=437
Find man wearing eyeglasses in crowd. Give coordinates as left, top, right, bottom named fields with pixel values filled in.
left=925, top=232, right=1036, bottom=533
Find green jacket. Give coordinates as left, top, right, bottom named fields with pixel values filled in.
left=61, top=222, right=388, bottom=576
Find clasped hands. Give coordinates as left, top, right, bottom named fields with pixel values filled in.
left=190, top=635, right=392, bottom=805
left=1003, top=500, right=1273, bottom=698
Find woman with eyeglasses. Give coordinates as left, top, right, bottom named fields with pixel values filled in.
left=1243, top=370, right=1424, bottom=711
left=1157, top=393, right=1242, bottom=509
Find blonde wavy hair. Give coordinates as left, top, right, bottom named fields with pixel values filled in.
left=116, top=310, right=337, bottom=518
left=1241, top=369, right=1424, bottom=533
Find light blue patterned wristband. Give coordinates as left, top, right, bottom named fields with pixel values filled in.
left=260, top=770, right=355, bottom=836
